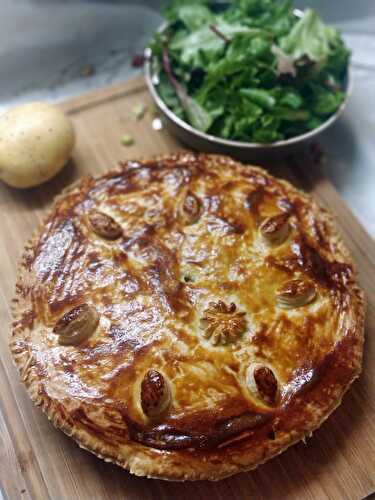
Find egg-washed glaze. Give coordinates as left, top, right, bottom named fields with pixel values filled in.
left=11, top=153, right=364, bottom=481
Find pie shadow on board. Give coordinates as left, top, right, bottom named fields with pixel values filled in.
left=1, top=158, right=77, bottom=209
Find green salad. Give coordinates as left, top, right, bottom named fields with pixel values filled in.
left=149, top=0, right=350, bottom=143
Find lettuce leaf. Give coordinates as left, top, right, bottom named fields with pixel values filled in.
left=170, top=19, right=265, bottom=67
left=280, top=9, right=338, bottom=63
left=177, top=5, right=213, bottom=31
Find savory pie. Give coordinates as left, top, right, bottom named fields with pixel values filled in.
left=11, top=153, right=364, bottom=481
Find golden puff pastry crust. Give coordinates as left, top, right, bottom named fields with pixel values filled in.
left=10, top=153, right=365, bottom=481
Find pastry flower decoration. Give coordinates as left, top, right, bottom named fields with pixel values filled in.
left=200, top=300, right=247, bottom=346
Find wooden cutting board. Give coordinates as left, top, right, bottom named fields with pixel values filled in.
left=0, top=76, right=374, bottom=500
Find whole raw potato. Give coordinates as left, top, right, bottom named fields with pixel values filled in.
left=0, top=102, right=75, bottom=188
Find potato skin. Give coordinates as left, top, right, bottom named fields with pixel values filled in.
left=0, top=102, right=75, bottom=188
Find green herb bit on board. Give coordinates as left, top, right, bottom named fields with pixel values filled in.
left=132, top=103, right=147, bottom=120
left=121, top=133, right=134, bottom=146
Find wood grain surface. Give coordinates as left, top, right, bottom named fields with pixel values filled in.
left=0, top=76, right=374, bottom=500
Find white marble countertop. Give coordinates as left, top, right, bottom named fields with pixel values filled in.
left=0, top=0, right=374, bottom=238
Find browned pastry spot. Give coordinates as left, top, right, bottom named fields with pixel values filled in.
left=88, top=209, right=123, bottom=239
left=253, top=366, right=278, bottom=406
left=181, top=190, right=202, bottom=225
left=259, top=213, right=290, bottom=245
left=276, top=278, right=317, bottom=309
left=140, top=369, right=171, bottom=419
left=54, top=303, right=99, bottom=346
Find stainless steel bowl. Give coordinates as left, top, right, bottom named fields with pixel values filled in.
left=144, top=36, right=352, bottom=163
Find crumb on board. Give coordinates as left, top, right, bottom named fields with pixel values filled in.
left=152, top=118, right=163, bottom=131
